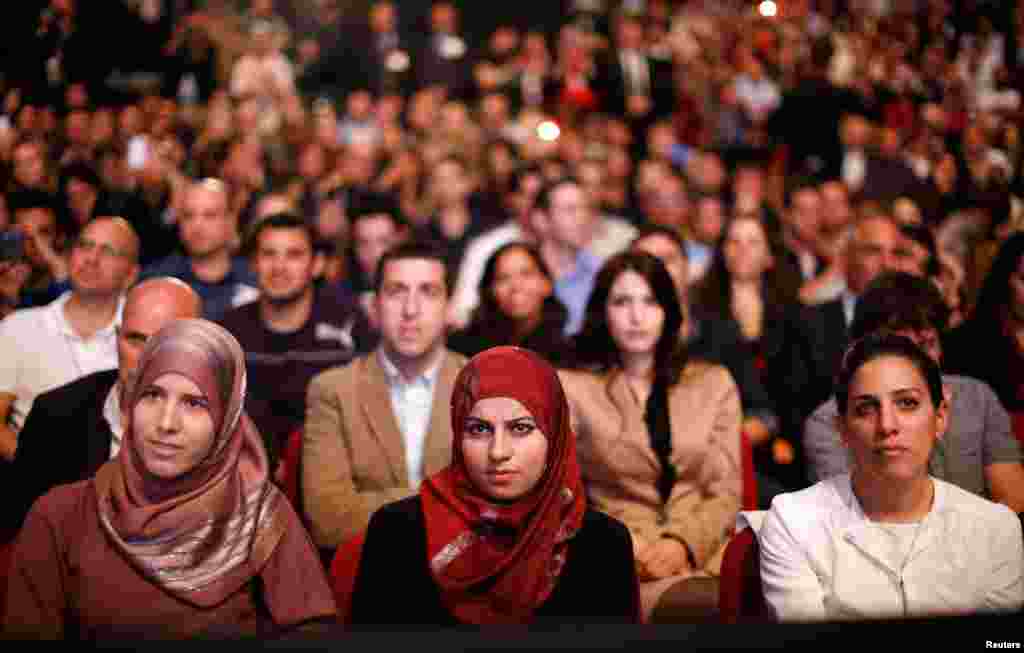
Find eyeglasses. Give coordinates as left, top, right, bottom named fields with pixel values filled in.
left=72, top=237, right=133, bottom=260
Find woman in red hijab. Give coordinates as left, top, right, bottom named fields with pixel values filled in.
left=348, top=346, right=640, bottom=625
left=4, top=319, right=336, bottom=638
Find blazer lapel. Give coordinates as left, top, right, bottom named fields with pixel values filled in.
left=421, top=351, right=459, bottom=478
left=361, top=352, right=410, bottom=486
left=607, top=371, right=661, bottom=473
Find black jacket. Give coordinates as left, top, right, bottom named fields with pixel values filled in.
left=2, top=369, right=117, bottom=539
left=348, top=495, right=640, bottom=626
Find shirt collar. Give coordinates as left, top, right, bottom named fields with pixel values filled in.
left=104, top=382, right=125, bottom=457
left=50, top=291, right=125, bottom=339
left=378, top=347, right=444, bottom=386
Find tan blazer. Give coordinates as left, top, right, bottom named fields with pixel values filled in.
left=302, top=349, right=467, bottom=548
left=558, top=361, right=742, bottom=574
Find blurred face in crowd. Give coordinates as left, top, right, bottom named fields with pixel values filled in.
left=606, top=269, right=665, bottom=358
left=892, top=233, right=931, bottom=278
left=461, top=397, right=549, bottom=502
left=118, top=280, right=202, bottom=397
left=490, top=246, right=552, bottom=327
left=253, top=226, right=322, bottom=305
left=12, top=141, right=47, bottom=189
left=819, top=181, right=853, bottom=232
left=723, top=217, right=773, bottom=284
left=179, top=183, right=235, bottom=260
left=788, top=187, right=821, bottom=247
left=369, top=1, right=396, bottom=33
left=430, top=2, right=457, bottom=33
left=633, top=233, right=689, bottom=301
left=90, top=108, right=116, bottom=147
left=692, top=195, right=725, bottom=245
left=118, top=105, right=143, bottom=138
left=68, top=217, right=139, bottom=300
left=65, top=110, right=91, bottom=147
left=540, top=182, right=595, bottom=252
left=14, top=207, right=59, bottom=271
left=732, top=166, right=765, bottom=214
left=430, top=158, right=472, bottom=207
left=297, top=142, right=326, bottom=181
left=353, top=213, right=403, bottom=280
left=376, top=257, right=448, bottom=365
left=644, top=176, right=689, bottom=229
left=846, top=216, right=901, bottom=295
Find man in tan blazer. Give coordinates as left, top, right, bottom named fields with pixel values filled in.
left=302, top=241, right=467, bottom=549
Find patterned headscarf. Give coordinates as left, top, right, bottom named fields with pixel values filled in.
left=420, top=346, right=587, bottom=624
left=94, top=319, right=287, bottom=608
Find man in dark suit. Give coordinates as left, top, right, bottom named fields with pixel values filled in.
left=596, top=12, right=674, bottom=134
left=804, top=213, right=902, bottom=411
left=1, top=277, right=201, bottom=539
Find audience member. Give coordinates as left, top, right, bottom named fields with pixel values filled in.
left=142, top=178, right=258, bottom=320
left=762, top=333, right=1023, bottom=621
left=560, top=252, right=741, bottom=622
left=219, top=213, right=376, bottom=467
left=4, top=320, right=337, bottom=637
left=0, top=216, right=139, bottom=461
left=302, top=241, right=466, bottom=549
left=349, top=347, right=640, bottom=624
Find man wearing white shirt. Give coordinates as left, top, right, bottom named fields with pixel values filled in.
left=0, top=216, right=140, bottom=461
left=303, top=241, right=467, bottom=549
left=2, top=277, right=201, bottom=537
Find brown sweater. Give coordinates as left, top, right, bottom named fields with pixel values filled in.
left=4, top=480, right=337, bottom=639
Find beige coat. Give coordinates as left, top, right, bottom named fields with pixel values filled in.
left=302, top=349, right=467, bottom=548
left=558, top=361, right=742, bottom=575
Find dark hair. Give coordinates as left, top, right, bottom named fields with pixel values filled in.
left=570, top=252, right=688, bottom=386
left=242, top=213, right=320, bottom=257
left=61, top=161, right=102, bottom=190
left=966, top=231, right=1024, bottom=334
left=851, top=271, right=950, bottom=341
left=632, top=225, right=689, bottom=260
left=471, top=241, right=567, bottom=335
left=374, top=239, right=452, bottom=296
left=534, top=176, right=582, bottom=213
left=898, top=223, right=939, bottom=277
left=835, top=332, right=944, bottom=416
left=348, top=189, right=407, bottom=231
left=696, top=214, right=802, bottom=318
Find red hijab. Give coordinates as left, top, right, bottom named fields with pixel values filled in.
left=420, top=346, right=587, bottom=624
left=94, top=319, right=288, bottom=608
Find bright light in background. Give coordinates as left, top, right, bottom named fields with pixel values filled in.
left=758, top=0, right=778, bottom=17
left=536, top=120, right=561, bottom=142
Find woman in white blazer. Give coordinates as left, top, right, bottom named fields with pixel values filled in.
left=759, top=332, right=1024, bottom=621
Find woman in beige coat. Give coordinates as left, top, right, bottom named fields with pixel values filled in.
left=559, top=252, right=742, bottom=622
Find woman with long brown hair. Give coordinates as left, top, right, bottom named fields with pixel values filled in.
left=559, top=252, right=742, bottom=621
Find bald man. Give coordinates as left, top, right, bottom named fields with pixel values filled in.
left=1, top=277, right=202, bottom=537
left=0, top=216, right=141, bottom=462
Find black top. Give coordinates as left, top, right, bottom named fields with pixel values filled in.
left=348, top=496, right=640, bottom=627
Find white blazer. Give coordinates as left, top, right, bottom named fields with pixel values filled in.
left=759, top=474, right=1023, bottom=621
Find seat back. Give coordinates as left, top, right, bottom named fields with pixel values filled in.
left=718, top=527, right=770, bottom=622
left=280, top=429, right=304, bottom=508
left=0, top=539, right=12, bottom=623
left=329, top=531, right=367, bottom=624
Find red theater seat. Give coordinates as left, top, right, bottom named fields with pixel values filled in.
left=329, top=531, right=367, bottom=624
